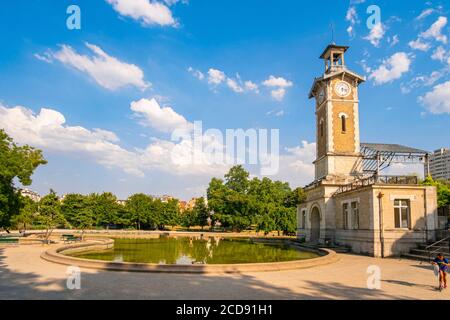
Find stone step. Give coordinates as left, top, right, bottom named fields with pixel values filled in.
left=296, top=242, right=351, bottom=253
left=410, top=248, right=430, bottom=255
left=402, top=253, right=432, bottom=262
left=419, top=244, right=450, bottom=252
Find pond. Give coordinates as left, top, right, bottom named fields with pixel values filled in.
left=69, top=236, right=319, bottom=265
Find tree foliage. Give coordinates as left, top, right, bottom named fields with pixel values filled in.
left=0, top=130, right=47, bottom=230
left=422, top=177, right=450, bottom=208
left=37, top=190, right=66, bottom=242
left=207, top=165, right=305, bottom=234
left=0, top=129, right=305, bottom=236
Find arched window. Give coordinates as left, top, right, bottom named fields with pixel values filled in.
left=341, top=115, right=347, bottom=132
left=319, top=119, right=324, bottom=138
left=301, top=210, right=306, bottom=229
left=339, top=113, right=348, bottom=133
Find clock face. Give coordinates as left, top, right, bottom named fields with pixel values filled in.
left=335, top=81, right=351, bottom=97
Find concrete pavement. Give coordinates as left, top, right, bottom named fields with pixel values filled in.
left=0, top=244, right=448, bottom=300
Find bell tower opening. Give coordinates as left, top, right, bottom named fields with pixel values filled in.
left=321, top=44, right=347, bottom=73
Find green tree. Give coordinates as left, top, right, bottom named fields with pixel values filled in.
left=285, top=187, right=307, bottom=207
left=37, top=190, right=66, bottom=243
left=224, top=165, right=249, bottom=193
left=255, top=212, right=276, bottom=236
left=61, top=194, right=87, bottom=227
left=208, top=166, right=299, bottom=234
left=11, top=196, right=38, bottom=232
left=115, top=204, right=131, bottom=228
left=0, top=130, right=47, bottom=230
left=92, top=192, right=119, bottom=228
left=422, top=177, right=450, bottom=208
left=180, top=208, right=197, bottom=230
left=61, top=194, right=95, bottom=238
left=73, top=206, right=95, bottom=240
left=193, top=197, right=209, bottom=230
left=160, top=199, right=180, bottom=230
left=125, top=194, right=152, bottom=230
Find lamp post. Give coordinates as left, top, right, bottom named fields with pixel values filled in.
left=377, top=192, right=385, bottom=258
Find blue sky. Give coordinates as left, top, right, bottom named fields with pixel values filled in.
left=0, top=0, right=449, bottom=200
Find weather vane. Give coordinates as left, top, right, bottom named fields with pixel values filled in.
left=330, top=23, right=335, bottom=44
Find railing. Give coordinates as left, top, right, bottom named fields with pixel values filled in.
left=426, top=230, right=450, bottom=263
left=335, top=175, right=419, bottom=195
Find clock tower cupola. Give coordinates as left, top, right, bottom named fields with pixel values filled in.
left=309, top=44, right=366, bottom=182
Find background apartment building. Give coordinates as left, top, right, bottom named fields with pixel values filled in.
left=429, top=148, right=450, bottom=181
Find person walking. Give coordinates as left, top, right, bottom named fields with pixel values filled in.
left=432, top=253, right=450, bottom=291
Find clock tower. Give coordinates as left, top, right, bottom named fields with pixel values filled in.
left=309, top=44, right=366, bottom=182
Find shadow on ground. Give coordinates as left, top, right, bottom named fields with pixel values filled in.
left=0, top=247, right=411, bottom=300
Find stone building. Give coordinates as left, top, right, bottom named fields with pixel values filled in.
left=19, top=188, right=41, bottom=202
left=297, top=44, right=438, bottom=258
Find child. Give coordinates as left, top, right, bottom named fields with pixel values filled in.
left=432, top=253, right=450, bottom=290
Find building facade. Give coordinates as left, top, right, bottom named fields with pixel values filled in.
left=19, top=189, right=41, bottom=202
left=429, top=148, right=450, bottom=181
left=297, top=44, right=438, bottom=258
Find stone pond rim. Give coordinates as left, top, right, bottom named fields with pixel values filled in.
left=40, top=237, right=340, bottom=274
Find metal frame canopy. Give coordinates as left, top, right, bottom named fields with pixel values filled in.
left=360, top=143, right=429, bottom=175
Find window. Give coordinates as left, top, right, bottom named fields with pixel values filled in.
left=320, top=120, right=324, bottom=138
left=341, top=115, right=347, bottom=133
left=343, top=203, right=349, bottom=229
left=351, top=202, right=359, bottom=230
left=394, top=200, right=410, bottom=229
left=301, top=210, right=306, bottom=229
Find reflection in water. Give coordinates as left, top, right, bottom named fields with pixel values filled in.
left=70, top=236, right=319, bottom=265
left=113, top=254, right=124, bottom=263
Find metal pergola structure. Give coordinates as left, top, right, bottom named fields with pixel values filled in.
left=360, top=143, right=430, bottom=176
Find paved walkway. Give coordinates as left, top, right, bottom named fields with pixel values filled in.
left=0, top=244, right=448, bottom=300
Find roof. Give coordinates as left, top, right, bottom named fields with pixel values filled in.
left=360, top=143, right=429, bottom=155
left=320, top=44, right=349, bottom=59
left=308, top=67, right=366, bottom=99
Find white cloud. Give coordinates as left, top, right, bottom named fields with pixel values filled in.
left=0, top=102, right=319, bottom=192
left=270, top=88, right=286, bottom=101
left=262, top=76, right=293, bottom=88
left=409, top=16, right=448, bottom=53
left=420, top=81, right=450, bottom=114
left=416, top=8, right=434, bottom=20
left=0, top=104, right=144, bottom=177
left=34, top=53, right=53, bottom=63
left=389, top=35, right=400, bottom=46
left=0, top=103, right=230, bottom=178
left=431, top=46, right=447, bottom=61
left=363, top=23, right=385, bottom=47
left=421, top=16, right=448, bottom=44
left=226, top=78, right=244, bottom=93
left=192, top=69, right=292, bottom=99
left=106, top=0, right=177, bottom=27
left=262, top=76, right=293, bottom=102
left=130, top=98, right=193, bottom=133
left=207, top=68, right=226, bottom=85
left=272, top=141, right=315, bottom=187
left=401, top=70, right=444, bottom=94
left=408, top=39, right=431, bottom=51
left=244, top=81, right=259, bottom=93
left=267, top=109, right=285, bottom=117
left=346, top=6, right=358, bottom=37
left=346, top=7, right=358, bottom=25
left=44, top=43, right=150, bottom=91
left=191, top=67, right=260, bottom=95
left=188, top=67, right=204, bottom=80
left=369, top=52, right=411, bottom=85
